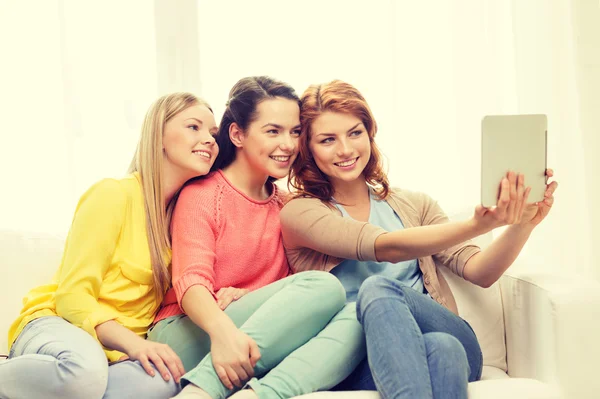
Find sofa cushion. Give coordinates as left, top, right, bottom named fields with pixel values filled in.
left=294, top=379, right=559, bottom=399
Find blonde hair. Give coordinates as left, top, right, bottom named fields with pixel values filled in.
left=128, top=92, right=212, bottom=302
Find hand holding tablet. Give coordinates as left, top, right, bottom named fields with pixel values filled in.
left=481, top=115, right=547, bottom=207
left=479, top=114, right=558, bottom=227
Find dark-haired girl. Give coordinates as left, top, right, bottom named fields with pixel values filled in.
left=149, top=77, right=365, bottom=399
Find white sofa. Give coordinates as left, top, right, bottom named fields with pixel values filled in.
left=1, top=226, right=599, bottom=399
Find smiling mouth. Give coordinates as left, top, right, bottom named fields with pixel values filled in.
left=334, top=157, right=358, bottom=167
left=270, top=155, right=291, bottom=162
left=192, top=150, right=211, bottom=159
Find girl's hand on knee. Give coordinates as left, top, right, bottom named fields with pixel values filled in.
left=126, top=339, right=186, bottom=383
left=216, top=287, right=250, bottom=310
left=211, top=326, right=261, bottom=389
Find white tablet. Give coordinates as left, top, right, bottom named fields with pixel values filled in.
left=481, top=114, right=547, bottom=207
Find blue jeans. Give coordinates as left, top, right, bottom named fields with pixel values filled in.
left=0, top=316, right=179, bottom=399
left=334, top=275, right=482, bottom=399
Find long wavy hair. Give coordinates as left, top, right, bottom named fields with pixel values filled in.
left=128, top=92, right=212, bottom=302
left=289, top=80, right=389, bottom=203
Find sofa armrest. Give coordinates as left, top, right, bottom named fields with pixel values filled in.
left=500, top=269, right=600, bottom=399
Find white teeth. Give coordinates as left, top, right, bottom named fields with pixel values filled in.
left=270, top=156, right=290, bottom=162
left=335, top=158, right=357, bottom=167
left=193, top=150, right=210, bottom=159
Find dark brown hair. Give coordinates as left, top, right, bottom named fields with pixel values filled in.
left=212, top=76, right=300, bottom=183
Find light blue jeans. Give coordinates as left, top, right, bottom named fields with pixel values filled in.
left=0, top=316, right=179, bottom=399
left=334, top=275, right=483, bottom=399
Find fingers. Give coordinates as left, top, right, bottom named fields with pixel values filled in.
left=523, top=186, right=531, bottom=207
left=241, top=358, right=255, bottom=379
left=514, top=173, right=525, bottom=223
left=217, top=288, right=248, bottom=309
left=225, top=366, right=242, bottom=388
left=161, top=346, right=185, bottom=383
left=249, top=339, right=261, bottom=368
left=148, top=352, right=171, bottom=381
left=546, top=168, right=554, bottom=178
left=506, top=172, right=518, bottom=223
left=496, top=177, right=510, bottom=217
left=217, top=287, right=235, bottom=309
left=218, top=292, right=235, bottom=310
left=215, top=365, right=234, bottom=390
left=138, top=354, right=156, bottom=377
left=216, top=287, right=233, bottom=300
left=233, top=362, right=250, bottom=384
left=546, top=181, right=558, bottom=197
left=234, top=289, right=249, bottom=300
left=542, top=180, right=557, bottom=207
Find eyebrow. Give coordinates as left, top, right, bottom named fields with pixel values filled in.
left=316, top=122, right=362, bottom=137
left=262, top=123, right=302, bottom=130
left=185, top=118, right=203, bottom=124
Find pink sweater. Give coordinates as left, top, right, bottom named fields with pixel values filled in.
left=155, top=171, right=291, bottom=322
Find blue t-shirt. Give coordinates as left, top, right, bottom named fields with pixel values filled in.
left=332, top=193, right=425, bottom=302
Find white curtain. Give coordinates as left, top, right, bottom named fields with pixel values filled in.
left=0, top=0, right=158, bottom=235
left=1, top=0, right=598, bottom=279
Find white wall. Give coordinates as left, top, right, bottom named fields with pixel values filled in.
left=0, top=0, right=158, bottom=235
left=0, top=0, right=598, bottom=278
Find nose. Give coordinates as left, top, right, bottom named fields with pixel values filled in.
left=279, top=132, right=296, bottom=153
left=336, top=137, right=352, bottom=157
left=201, top=131, right=216, bottom=146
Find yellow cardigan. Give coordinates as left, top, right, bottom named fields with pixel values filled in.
left=8, top=173, right=166, bottom=362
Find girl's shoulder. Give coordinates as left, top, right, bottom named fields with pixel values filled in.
left=179, top=171, right=223, bottom=198
left=280, top=194, right=337, bottom=221
left=388, top=187, right=434, bottom=206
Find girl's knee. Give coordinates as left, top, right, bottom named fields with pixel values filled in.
left=356, top=275, right=405, bottom=318
left=105, top=360, right=180, bottom=399
left=426, top=332, right=468, bottom=368
left=298, top=270, right=346, bottom=311
left=59, top=361, right=109, bottom=399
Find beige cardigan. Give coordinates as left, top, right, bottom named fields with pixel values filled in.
left=279, top=188, right=481, bottom=315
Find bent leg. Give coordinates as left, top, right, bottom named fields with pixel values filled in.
left=103, top=359, right=180, bottom=399
left=178, top=271, right=346, bottom=399
left=424, top=332, right=469, bottom=399
left=0, top=316, right=109, bottom=399
left=248, top=302, right=366, bottom=398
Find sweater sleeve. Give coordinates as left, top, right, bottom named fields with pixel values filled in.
left=280, top=197, right=386, bottom=262
left=171, top=182, right=219, bottom=307
left=416, top=191, right=481, bottom=278
left=54, top=179, right=127, bottom=339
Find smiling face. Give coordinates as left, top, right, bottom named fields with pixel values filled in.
left=237, top=97, right=301, bottom=180
left=308, top=111, right=371, bottom=185
left=162, top=103, right=219, bottom=181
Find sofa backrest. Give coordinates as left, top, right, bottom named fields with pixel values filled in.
left=0, top=219, right=507, bottom=370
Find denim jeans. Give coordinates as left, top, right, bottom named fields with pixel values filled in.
left=0, top=316, right=179, bottom=399
left=334, top=275, right=483, bottom=399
